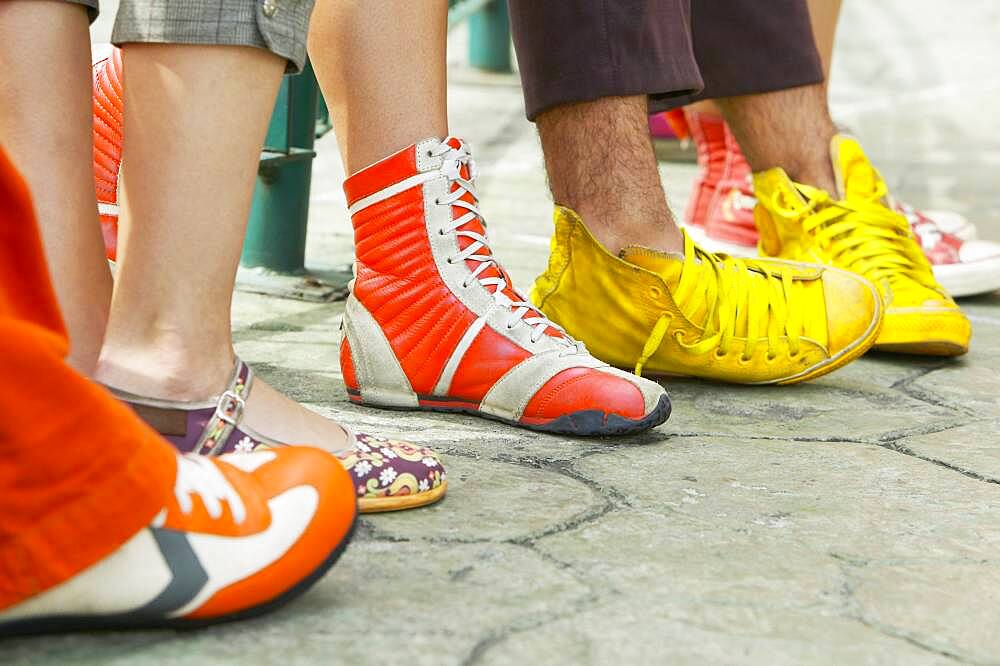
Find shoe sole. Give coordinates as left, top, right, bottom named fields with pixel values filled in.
left=873, top=341, right=968, bottom=356
left=359, top=480, right=448, bottom=513
left=348, top=392, right=672, bottom=437
left=933, top=256, right=1000, bottom=298
left=0, top=514, right=358, bottom=638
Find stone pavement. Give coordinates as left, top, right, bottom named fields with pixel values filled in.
left=5, top=1, right=1000, bottom=664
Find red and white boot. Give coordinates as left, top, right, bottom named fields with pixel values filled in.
left=92, top=44, right=123, bottom=261
left=341, top=137, right=670, bottom=436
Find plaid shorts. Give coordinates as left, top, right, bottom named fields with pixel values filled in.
left=68, top=0, right=312, bottom=73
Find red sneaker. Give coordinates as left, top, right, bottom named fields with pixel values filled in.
left=341, top=137, right=670, bottom=436
left=898, top=203, right=1000, bottom=297
left=0, top=449, right=357, bottom=635
left=682, top=110, right=727, bottom=230
left=91, top=45, right=123, bottom=262
left=701, top=122, right=759, bottom=253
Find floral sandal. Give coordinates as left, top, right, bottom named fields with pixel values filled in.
left=107, top=357, right=447, bottom=513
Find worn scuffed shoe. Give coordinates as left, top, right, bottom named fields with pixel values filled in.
left=683, top=117, right=995, bottom=298
left=341, top=137, right=670, bottom=435
left=753, top=135, right=971, bottom=356
left=530, top=207, right=882, bottom=385
left=0, top=449, right=356, bottom=636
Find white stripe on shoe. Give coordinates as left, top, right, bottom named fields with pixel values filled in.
left=347, top=171, right=439, bottom=216
left=432, top=317, right=488, bottom=396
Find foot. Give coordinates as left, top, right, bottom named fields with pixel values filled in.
left=531, top=207, right=882, bottom=385
left=340, top=137, right=670, bottom=436
left=98, top=355, right=447, bottom=513
left=681, top=116, right=997, bottom=299
left=0, top=448, right=356, bottom=636
left=753, top=135, right=971, bottom=356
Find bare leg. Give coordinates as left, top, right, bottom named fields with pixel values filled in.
left=689, top=0, right=842, bottom=193
left=308, top=0, right=449, bottom=174
left=536, top=96, right=683, bottom=255
left=96, top=44, right=349, bottom=451
left=0, top=1, right=112, bottom=374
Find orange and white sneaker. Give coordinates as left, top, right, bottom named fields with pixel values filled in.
left=341, top=137, right=670, bottom=436
left=91, top=44, right=123, bottom=262
left=0, top=449, right=356, bottom=636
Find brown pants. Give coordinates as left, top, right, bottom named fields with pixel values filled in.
left=508, top=0, right=824, bottom=120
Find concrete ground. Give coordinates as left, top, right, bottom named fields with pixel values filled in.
left=6, top=1, right=1000, bottom=664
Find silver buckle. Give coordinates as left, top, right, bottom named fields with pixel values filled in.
left=217, top=390, right=245, bottom=426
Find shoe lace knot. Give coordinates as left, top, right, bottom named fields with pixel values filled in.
left=635, top=232, right=809, bottom=375
left=432, top=137, right=575, bottom=348
left=173, top=454, right=247, bottom=525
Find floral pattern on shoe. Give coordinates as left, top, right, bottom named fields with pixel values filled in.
left=336, top=433, right=446, bottom=512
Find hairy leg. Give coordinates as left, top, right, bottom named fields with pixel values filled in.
left=536, top=95, right=683, bottom=255
left=717, top=84, right=838, bottom=194
left=0, top=1, right=112, bottom=374
left=96, top=44, right=349, bottom=451
left=308, top=0, right=448, bottom=174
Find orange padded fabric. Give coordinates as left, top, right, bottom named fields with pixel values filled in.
left=350, top=180, right=476, bottom=395
left=92, top=48, right=124, bottom=261
left=0, top=148, right=176, bottom=610
left=447, top=326, right=532, bottom=401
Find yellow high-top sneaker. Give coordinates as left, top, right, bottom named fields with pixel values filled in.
left=530, top=207, right=882, bottom=384
left=753, top=135, right=970, bottom=356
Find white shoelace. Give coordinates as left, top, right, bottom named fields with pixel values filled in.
left=431, top=138, right=574, bottom=347
left=173, top=454, right=247, bottom=525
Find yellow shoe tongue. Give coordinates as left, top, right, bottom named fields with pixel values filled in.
left=831, top=134, right=881, bottom=201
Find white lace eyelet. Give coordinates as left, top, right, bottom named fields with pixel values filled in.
left=434, top=198, right=441, bottom=205
left=446, top=257, right=454, bottom=264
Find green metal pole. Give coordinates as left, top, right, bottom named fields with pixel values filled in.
left=242, top=62, right=319, bottom=273
left=468, top=0, right=511, bottom=72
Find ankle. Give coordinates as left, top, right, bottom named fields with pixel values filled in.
left=96, top=341, right=235, bottom=402
left=580, top=208, right=684, bottom=256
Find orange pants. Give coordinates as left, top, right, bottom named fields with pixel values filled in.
left=0, top=147, right=176, bottom=610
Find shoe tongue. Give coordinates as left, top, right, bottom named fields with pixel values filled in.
left=830, top=134, right=880, bottom=201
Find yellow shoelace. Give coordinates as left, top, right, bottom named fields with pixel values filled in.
left=634, top=232, right=808, bottom=376
left=767, top=182, right=936, bottom=291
